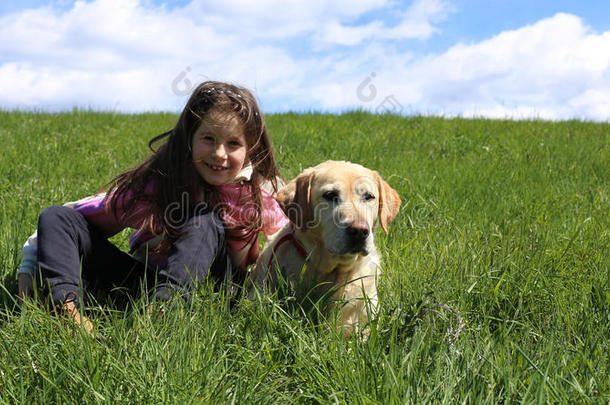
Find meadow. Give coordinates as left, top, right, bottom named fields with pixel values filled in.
left=0, top=110, right=608, bottom=403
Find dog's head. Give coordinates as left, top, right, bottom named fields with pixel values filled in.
left=277, top=160, right=401, bottom=256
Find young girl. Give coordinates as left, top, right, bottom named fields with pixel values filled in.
left=17, top=81, right=289, bottom=330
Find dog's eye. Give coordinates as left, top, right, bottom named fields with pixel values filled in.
left=322, top=190, right=340, bottom=203
left=363, top=192, right=376, bottom=202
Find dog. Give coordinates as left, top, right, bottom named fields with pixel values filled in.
left=249, top=160, right=401, bottom=336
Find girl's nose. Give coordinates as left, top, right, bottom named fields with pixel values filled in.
left=215, top=143, right=227, bottom=158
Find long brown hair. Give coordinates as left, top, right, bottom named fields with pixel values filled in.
left=104, top=81, right=283, bottom=251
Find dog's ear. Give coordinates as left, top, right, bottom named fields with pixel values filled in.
left=277, top=171, right=315, bottom=229
left=375, top=172, right=401, bottom=233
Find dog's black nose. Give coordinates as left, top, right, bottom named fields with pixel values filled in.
left=347, top=221, right=370, bottom=242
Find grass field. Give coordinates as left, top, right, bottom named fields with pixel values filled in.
left=0, top=110, right=608, bottom=403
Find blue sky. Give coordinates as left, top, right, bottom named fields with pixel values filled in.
left=1, top=0, right=609, bottom=120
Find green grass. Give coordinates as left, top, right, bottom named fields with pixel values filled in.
left=1, top=110, right=608, bottom=403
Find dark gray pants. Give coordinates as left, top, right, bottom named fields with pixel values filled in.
left=37, top=205, right=232, bottom=306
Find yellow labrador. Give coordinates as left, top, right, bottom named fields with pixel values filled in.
left=249, top=160, right=401, bottom=336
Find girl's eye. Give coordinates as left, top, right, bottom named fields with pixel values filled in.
left=322, top=190, right=340, bottom=203
left=363, top=192, right=376, bottom=202
left=201, top=135, right=214, bottom=142
left=229, top=141, right=242, bottom=147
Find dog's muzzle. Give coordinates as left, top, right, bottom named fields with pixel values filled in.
left=343, top=221, right=370, bottom=255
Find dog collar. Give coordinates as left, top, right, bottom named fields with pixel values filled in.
left=267, top=226, right=308, bottom=269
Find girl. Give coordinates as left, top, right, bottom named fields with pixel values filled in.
left=17, top=81, right=289, bottom=330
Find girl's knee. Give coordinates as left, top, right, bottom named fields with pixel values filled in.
left=39, top=205, right=72, bottom=225
left=184, top=212, right=225, bottom=237
left=38, top=205, right=87, bottom=232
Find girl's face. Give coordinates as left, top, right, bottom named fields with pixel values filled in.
left=191, top=112, right=248, bottom=186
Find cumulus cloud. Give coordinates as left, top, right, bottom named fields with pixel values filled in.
left=306, top=13, right=610, bottom=120
left=181, top=0, right=390, bottom=40
left=318, top=0, right=454, bottom=45
left=0, top=1, right=608, bottom=121
left=409, top=13, right=610, bottom=119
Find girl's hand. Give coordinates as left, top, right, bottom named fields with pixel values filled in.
left=147, top=302, right=166, bottom=318
left=17, top=273, right=35, bottom=302
left=62, top=300, right=94, bottom=335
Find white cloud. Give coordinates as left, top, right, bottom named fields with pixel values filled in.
left=408, top=13, right=610, bottom=119
left=387, top=0, right=454, bottom=39
left=0, top=1, right=609, bottom=121
left=0, top=0, right=234, bottom=69
left=304, top=13, right=610, bottom=120
left=318, top=0, right=453, bottom=45
left=0, top=62, right=172, bottom=110
left=181, top=0, right=389, bottom=34
left=2, top=0, right=429, bottom=111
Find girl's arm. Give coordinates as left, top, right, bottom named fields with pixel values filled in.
left=17, top=230, right=38, bottom=299
left=67, top=190, right=153, bottom=237
left=18, top=230, right=38, bottom=278
left=16, top=227, right=38, bottom=299
left=261, top=190, right=290, bottom=236
left=239, top=190, right=289, bottom=268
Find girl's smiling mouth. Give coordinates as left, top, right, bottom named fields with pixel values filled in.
left=205, top=163, right=229, bottom=171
